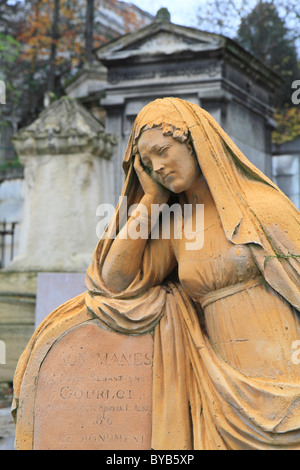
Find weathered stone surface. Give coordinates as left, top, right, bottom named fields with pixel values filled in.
left=13, top=97, right=117, bottom=159
left=0, top=271, right=37, bottom=295
left=65, top=63, right=107, bottom=100
left=0, top=407, right=15, bottom=438
left=33, top=321, right=153, bottom=450
left=7, top=97, right=117, bottom=273
left=0, top=272, right=36, bottom=382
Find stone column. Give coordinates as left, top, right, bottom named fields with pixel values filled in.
left=9, top=96, right=117, bottom=272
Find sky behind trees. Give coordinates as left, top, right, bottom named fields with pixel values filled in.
left=7, top=0, right=203, bottom=27
left=3, top=0, right=300, bottom=143
left=121, top=0, right=202, bottom=26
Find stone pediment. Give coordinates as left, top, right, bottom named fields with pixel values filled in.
left=13, top=97, right=117, bottom=159
left=127, top=31, right=205, bottom=54
left=96, top=21, right=223, bottom=61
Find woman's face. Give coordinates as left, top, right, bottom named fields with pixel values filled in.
left=137, top=128, right=200, bottom=194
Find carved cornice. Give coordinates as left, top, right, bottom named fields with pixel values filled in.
left=13, top=97, right=118, bottom=159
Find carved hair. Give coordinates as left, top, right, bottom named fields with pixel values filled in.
left=132, top=123, right=192, bottom=156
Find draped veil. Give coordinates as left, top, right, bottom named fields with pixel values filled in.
left=13, top=98, right=300, bottom=450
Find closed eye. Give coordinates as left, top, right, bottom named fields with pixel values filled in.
left=157, top=145, right=170, bottom=156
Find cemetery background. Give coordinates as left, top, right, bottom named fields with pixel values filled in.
left=0, top=0, right=300, bottom=450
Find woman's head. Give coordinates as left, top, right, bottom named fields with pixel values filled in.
left=123, top=97, right=276, bottom=209
left=135, top=124, right=201, bottom=194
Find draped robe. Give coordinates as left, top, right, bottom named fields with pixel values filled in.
left=12, top=98, right=300, bottom=450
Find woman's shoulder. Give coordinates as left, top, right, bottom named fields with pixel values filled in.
left=246, top=181, right=300, bottom=251
left=247, top=180, right=300, bottom=222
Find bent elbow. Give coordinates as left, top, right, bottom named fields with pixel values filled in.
left=102, top=267, right=134, bottom=293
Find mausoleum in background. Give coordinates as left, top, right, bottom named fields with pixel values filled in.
left=67, top=9, right=282, bottom=204
left=273, top=137, right=300, bottom=209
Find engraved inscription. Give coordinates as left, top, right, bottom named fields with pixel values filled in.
left=33, top=322, right=153, bottom=450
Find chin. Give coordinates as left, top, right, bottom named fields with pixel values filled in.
left=162, top=176, right=190, bottom=194
left=166, top=180, right=187, bottom=194
left=168, top=186, right=185, bottom=195
left=171, top=186, right=184, bottom=194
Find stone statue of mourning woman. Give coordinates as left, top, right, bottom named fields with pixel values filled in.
left=12, top=98, right=300, bottom=450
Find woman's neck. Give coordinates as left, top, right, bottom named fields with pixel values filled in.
left=184, top=174, right=215, bottom=207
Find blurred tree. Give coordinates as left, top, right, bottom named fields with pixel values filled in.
left=1, top=0, right=150, bottom=129
left=0, top=33, right=22, bottom=115
left=85, top=0, right=95, bottom=64
left=197, top=0, right=253, bottom=38
left=273, top=106, right=300, bottom=143
left=0, top=2, right=23, bottom=123
left=197, top=0, right=300, bottom=142
left=16, top=0, right=82, bottom=125
left=48, top=0, right=61, bottom=93
left=236, top=2, right=300, bottom=143
left=0, top=0, right=24, bottom=36
left=273, top=0, right=300, bottom=53
left=236, top=1, right=300, bottom=108
left=0, top=0, right=151, bottom=168
left=197, top=0, right=300, bottom=47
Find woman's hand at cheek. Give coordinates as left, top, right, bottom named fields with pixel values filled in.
left=134, top=155, right=170, bottom=204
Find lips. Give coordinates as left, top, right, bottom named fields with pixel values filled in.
left=163, top=172, right=175, bottom=182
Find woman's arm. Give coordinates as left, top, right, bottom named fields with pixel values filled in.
left=101, top=157, right=172, bottom=293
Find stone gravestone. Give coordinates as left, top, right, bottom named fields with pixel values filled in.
left=10, top=96, right=154, bottom=450
left=33, top=321, right=153, bottom=450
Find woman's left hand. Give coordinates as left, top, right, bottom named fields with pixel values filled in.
left=134, top=155, right=170, bottom=204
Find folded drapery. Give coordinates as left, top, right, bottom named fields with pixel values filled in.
left=12, top=280, right=300, bottom=450
left=12, top=97, right=300, bottom=450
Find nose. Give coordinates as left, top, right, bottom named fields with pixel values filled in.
left=152, top=158, right=165, bottom=173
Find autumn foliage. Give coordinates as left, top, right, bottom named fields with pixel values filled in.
left=1, top=0, right=148, bottom=127
left=2, top=0, right=299, bottom=144
left=18, top=0, right=83, bottom=71
left=273, top=107, right=300, bottom=144
left=17, top=0, right=147, bottom=71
